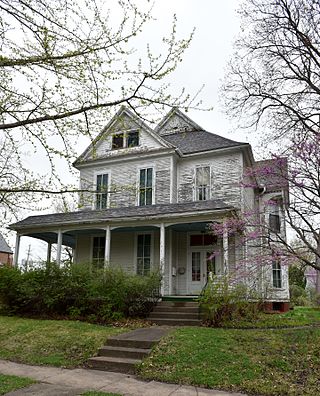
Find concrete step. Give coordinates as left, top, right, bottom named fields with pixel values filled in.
left=87, top=356, right=140, bottom=374
left=150, top=318, right=202, bottom=326
left=99, top=345, right=151, bottom=359
left=153, top=306, right=200, bottom=313
left=106, top=337, right=155, bottom=349
left=149, top=311, right=199, bottom=319
left=158, top=301, right=199, bottom=307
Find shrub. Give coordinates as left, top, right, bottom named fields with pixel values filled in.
left=199, top=276, right=262, bottom=327
left=289, top=284, right=312, bottom=307
left=0, top=264, right=161, bottom=322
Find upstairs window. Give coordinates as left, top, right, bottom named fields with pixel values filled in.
left=195, top=166, right=210, bottom=201
left=269, top=200, right=281, bottom=233
left=139, top=168, right=153, bottom=206
left=112, top=130, right=139, bottom=150
left=272, top=261, right=282, bottom=288
left=96, top=173, right=108, bottom=209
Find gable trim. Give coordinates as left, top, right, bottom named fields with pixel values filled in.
left=155, top=107, right=204, bottom=135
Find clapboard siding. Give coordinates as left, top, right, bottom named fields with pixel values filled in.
left=177, top=152, right=243, bottom=206
left=79, top=156, right=172, bottom=209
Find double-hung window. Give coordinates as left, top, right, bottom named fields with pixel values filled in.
left=92, top=236, right=105, bottom=268
left=272, top=260, right=282, bottom=288
left=96, top=173, right=108, bottom=209
left=195, top=166, right=210, bottom=201
left=137, top=234, right=151, bottom=276
left=139, top=168, right=153, bottom=206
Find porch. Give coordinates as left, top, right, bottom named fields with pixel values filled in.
left=9, top=200, right=238, bottom=296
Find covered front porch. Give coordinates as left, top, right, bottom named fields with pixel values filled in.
left=10, top=201, right=239, bottom=296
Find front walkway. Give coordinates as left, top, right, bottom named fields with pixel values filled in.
left=0, top=359, right=247, bottom=396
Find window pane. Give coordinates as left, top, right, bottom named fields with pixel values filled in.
left=140, top=169, right=146, bottom=187
left=112, top=134, right=124, bottom=149
left=92, top=237, right=105, bottom=268
left=128, top=131, right=139, bottom=147
left=139, top=191, right=145, bottom=206
left=269, top=214, right=281, bottom=232
left=136, top=234, right=151, bottom=276
left=272, top=261, right=282, bottom=288
left=146, top=188, right=152, bottom=205
left=203, top=234, right=216, bottom=245
left=144, top=234, right=151, bottom=245
left=196, top=167, right=210, bottom=185
left=206, top=252, right=216, bottom=275
left=190, top=235, right=203, bottom=246
left=146, top=168, right=153, bottom=187
left=192, top=252, right=201, bottom=281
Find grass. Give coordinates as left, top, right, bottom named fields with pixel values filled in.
left=0, top=374, right=35, bottom=395
left=0, top=316, right=127, bottom=368
left=139, top=325, right=320, bottom=396
left=212, top=306, right=320, bottom=329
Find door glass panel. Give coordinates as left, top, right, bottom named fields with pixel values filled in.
left=192, top=252, right=201, bottom=281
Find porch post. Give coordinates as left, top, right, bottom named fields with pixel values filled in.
left=223, top=223, right=229, bottom=275
left=56, top=230, right=63, bottom=266
left=104, top=225, right=111, bottom=268
left=13, top=233, right=21, bottom=267
left=160, top=223, right=165, bottom=295
left=46, top=242, right=52, bottom=264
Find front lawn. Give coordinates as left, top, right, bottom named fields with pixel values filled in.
left=139, top=325, right=320, bottom=396
left=221, top=306, right=320, bottom=329
left=0, top=374, right=35, bottom=395
left=0, top=316, right=127, bottom=368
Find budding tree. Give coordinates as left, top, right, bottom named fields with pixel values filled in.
left=0, top=0, right=197, bottom=226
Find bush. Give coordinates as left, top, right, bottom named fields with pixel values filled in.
left=0, top=264, right=161, bottom=322
left=198, top=276, right=262, bottom=327
left=289, top=284, right=312, bottom=306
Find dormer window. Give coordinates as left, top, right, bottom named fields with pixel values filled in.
left=112, top=130, right=139, bottom=150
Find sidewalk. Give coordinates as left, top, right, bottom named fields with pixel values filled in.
left=0, top=359, right=247, bottom=396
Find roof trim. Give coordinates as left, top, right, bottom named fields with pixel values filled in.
left=155, top=107, right=204, bottom=134
left=74, top=106, right=174, bottom=166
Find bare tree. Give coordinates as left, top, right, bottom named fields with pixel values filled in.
left=223, top=0, right=320, bottom=140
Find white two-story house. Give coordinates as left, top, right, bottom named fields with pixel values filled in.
left=10, top=107, right=290, bottom=310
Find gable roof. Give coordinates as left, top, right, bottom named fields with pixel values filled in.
left=254, top=157, right=289, bottom=193
left=162, top=130, right=249, bottom=155
left=74, top=106, right=174, bottom=165
left=0, top=233, right=12, bottom=254
left=155, top=108, right=249, bottom=155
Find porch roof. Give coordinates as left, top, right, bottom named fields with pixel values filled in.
left=9, top=200, right=234, bottom=231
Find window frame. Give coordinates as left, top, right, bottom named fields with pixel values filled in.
left=272, top=260, right=282, bottom=289
left=194, top=165, right=211, bottom=201
left=268, top=198, right=282, bottom=233
left=93, top=170, right=110, bottom=210
left=91, top=235, right=106, bottom=268
left=134, top=231, right=154, bottom=276
left=111, top=129, right=140, bottom=150
left=137, top=166, right=155, bottom=206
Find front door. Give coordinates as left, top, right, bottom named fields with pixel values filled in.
left=188, top=250, right=216, bottom=294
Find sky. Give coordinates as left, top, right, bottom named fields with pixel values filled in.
left=12, top=0, right=267, bottom=262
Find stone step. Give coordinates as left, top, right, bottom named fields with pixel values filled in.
left=106, top=337, right=155, bottom=349
left=149, top=311, right=199, bottom=319
left=98, top=345, right=151, bottom=359
left=87, top=356, right=140, bottom=374
left=153, top=306, right=200, bottom=313
left=150, top=318, right=201, bottom=326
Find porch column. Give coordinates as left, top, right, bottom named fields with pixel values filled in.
left=46, top=242, right=52, bottom=264
left=223, top=224, right=229, bottom=275
left=160, top=223, right=165, bottom=295
left=13, top=233, right=21, bottom=267
left=56, top=230, right=63, bottom=266
left=104, top=225, right=111, bottom=268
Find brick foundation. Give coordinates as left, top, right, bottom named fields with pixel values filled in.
left=264, top=301, right=290, bottom=313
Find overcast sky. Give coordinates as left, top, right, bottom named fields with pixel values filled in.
left=15, top=0, right=267, bottom=262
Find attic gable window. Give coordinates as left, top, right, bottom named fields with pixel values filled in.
left=112, top=130, right=139, bottom=150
